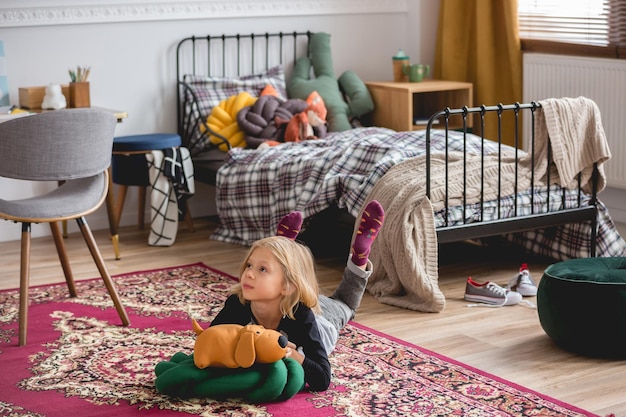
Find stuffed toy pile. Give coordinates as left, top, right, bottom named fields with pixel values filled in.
left=199, top=31, right=373, bottom=151
left=154, top=321, right=305, bottom=402
left=237, top=91, right=328, bottom=148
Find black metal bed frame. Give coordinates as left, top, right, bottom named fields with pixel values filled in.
left=176, top=32, right=311, bottom=177
left=175, top=32, right=600, bottom=256
left=426, top=103, right=598, bottom=255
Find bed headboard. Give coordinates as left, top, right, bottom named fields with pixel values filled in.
left=176, top=32, right=312, bottom=152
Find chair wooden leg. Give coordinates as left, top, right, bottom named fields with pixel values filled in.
left=19, top=223, right=31, bottom=346
left=76, top=217, right=130, bottom=327
left=106, top=167, right=121, bottom=260
left=114, top=184, right=128, bottom=231
left=184, top=200, right=194, bottom=233
left=49, top=222, right=77, bottom=297
left=138, top=186, right=146, bottom=230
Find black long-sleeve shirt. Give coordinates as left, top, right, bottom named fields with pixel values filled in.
left=211, top=294, right=331, bottom=391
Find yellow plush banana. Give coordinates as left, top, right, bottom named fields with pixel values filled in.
left=204, top=92, right=257, bottom=152
left=208, top=106, right=231, bottom=127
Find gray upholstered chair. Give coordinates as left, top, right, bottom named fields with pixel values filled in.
left=0, top=108, right=130, bottom=346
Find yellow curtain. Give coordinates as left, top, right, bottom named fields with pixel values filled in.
left=434, top=0, right=522, bottom=146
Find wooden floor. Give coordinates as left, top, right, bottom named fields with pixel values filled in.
left=1, top=216, right=624, bottom=416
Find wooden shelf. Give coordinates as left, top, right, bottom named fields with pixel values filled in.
left=366, top=80, right=473, bottom=131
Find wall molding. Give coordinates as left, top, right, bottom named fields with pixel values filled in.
left=0, top=0, right=407, bottom=28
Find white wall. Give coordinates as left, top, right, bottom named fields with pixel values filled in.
left=1, top=0, right=443, bottom=243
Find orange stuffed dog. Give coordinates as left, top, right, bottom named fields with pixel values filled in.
left=192, top=320, right=289, bottom=369
left=284, top=91, right=328, bottom=143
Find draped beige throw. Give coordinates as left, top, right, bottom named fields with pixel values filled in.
left=356, top=97, right=611, bottom=312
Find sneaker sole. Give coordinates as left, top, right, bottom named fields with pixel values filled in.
left=464, top=294, right=506, bottom=305
left=516, top=288, right=537, bottom=297
left=509, top=284, right=537, bottom=297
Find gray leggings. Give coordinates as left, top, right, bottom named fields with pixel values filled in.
left=316, top=259, right=372, bottom=354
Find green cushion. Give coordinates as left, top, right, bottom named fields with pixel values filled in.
left=154, top=352, right=304, bottom=402
left=537, top=257, right=626, bottom=358
left=288, top=32, right=373, bottom=132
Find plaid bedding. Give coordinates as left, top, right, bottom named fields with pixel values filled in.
left=436, top=187, right=625, bottom=259
left=212, top=127, right=625, bottom=259
left=213, top=127, right=441, bottom=243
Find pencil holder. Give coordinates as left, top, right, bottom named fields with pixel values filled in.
left=69, top=82, right=90, bottom=108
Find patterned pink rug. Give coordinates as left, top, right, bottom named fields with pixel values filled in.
left=0, top=263, right=597, bottom=416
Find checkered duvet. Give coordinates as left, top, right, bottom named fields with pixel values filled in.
left=212, top=127, right=625, bottom=259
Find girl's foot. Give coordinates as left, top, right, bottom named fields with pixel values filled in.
left=276, top=211, right=303, bottom=240
left=351, top=201, right=384, bottom=267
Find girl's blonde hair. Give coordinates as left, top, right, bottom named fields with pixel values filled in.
left=232, top=236, right=320, bottom=318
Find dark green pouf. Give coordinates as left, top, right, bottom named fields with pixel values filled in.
left=537, top=257, right=626, bottom=358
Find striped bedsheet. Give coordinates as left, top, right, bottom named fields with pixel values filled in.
left=211, top=127, right=624, bottom=259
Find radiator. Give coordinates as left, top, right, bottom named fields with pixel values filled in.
left=523, top=53, right=626, bottom=190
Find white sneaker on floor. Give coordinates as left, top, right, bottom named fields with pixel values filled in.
left=465, top=277, right=523, bottom=306
left=507, top=263, right=538, bottom=297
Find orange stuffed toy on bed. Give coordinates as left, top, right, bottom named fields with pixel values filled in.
left=192, top=320, right=289, bottom=369
left=284, top=91, right=328, bottom=143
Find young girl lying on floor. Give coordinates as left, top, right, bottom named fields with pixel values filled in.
left=210, top=201, right=384, bottom=391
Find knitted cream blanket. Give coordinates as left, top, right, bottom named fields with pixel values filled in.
left=357, top=97, right=611, bottom=312
left=535, top=97, right=611, bottom=193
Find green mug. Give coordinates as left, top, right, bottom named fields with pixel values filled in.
left=404, top=64, right=430, bottom=82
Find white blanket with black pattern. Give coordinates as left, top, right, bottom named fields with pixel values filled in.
left=146, top=147, right=195, bottom=247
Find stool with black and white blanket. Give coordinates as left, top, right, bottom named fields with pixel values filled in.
left=145, top=147, right=194, bottom=246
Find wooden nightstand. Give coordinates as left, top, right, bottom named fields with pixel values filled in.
left=365, top=80, right=473, bottom=131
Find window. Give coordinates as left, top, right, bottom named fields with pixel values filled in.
left=518, top=0, right=626, bottom=58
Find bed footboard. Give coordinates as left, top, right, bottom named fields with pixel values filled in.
left=425, top=102, right=599, bottom=256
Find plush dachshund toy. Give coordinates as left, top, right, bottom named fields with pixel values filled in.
left=154, top=321, right=304, bottom=402
left=192, top=320, right=288, bottom=369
